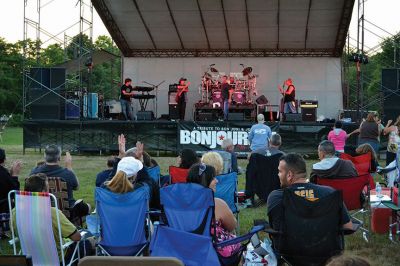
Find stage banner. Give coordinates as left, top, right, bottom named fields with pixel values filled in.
left=178, top=121, right=280, bottom=156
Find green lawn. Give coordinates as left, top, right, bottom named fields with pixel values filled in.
left=1, top=127, right=399, bottom=265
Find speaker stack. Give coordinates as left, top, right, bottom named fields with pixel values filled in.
left=300, top=100, right=318, bottom=122
left=28, top=67, right=66, bottom=119
left=168, top=84, right=179, bottom=119
left=381, top=69, right=400, bottom=121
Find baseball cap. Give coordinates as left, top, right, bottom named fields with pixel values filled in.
left=179, top=77, right=187, bottom=82
left=117, top=156, right=143, bottom=178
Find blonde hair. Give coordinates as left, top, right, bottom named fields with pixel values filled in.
left=356, top=143, right=377, bottom=162
left=105, top=171, right=133, bottom=194
left=201, top=152, right=223, bottom=175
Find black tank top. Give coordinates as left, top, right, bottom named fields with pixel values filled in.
left=284, top=85, right=295, bottom=102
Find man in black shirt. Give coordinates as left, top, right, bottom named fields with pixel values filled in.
left=278, top=78, right=296, bottom=113
left=176, top=78, right=190, bottom=120
left=221, top=75, right=231, bottom=120
left=120, top=78, right=134, bottom=120
left=267, top=153, right=353, bottom=234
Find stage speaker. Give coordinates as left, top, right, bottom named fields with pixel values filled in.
left=197, top=113, right=213, bottom=121
left=168, top=91, right=178, bottom=104
left=28, top=67, right=66, bottom=119
left=301, top=108, right=317, bottom=122
left=285, top=113, right=302, bottom=122
left=228, top=112, right=244, bottom=121
left=256, top=95, right=268, bottom=105
left=169, top=104, right=179, bottom=119
left=381, top=68, right=400, bottom=121
left=65, top=100, right=80, bottom=119
left=137, top=111, right=154, bottom=121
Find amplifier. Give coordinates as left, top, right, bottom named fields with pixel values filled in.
left=197, top=112, right=213, bottom=121
left=169, top=104, right=179, bottom=119
left=168, top=91, right=178, bottom=104
left=302, top=108, right=317, bottom=122
left=169, top=84, right=178, bottom=92
left=285, top=113, right=302, bottom=122
left=300, top=100, right=318, bottom=108
left=137, top=111, right=154, bottom=121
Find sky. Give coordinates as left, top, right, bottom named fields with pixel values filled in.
left=0, top=0, right=399, bottom=53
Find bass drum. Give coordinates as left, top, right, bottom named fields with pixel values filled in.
left=232, top=91, right=245, bottom=104
left=212, top=90, right=223, bottom=105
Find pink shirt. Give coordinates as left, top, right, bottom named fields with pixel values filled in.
left=328, top=129, right=347, bottom=152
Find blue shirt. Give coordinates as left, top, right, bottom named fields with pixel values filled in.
left=248, top=123, right=272, bottom=151
left=96, top=169, right=113, bottom=187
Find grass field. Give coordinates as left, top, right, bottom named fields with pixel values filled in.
left=1, top=127, right=399, bottom=265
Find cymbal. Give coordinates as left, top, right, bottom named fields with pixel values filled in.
left=242, top=66, right=252, bottom=76
left=210, top=67, right=219, bottom=73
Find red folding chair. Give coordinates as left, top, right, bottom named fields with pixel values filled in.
left=316, top=174, right=371, bottom=241
left=169, top=166, right=189, bottom=184
left=340, top=153, right=375, bottom=189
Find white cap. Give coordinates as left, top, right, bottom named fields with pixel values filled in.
left=117, top=157, right=143, bottom=178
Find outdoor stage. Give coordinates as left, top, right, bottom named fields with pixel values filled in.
left=23, top=119, right=359, bottom=157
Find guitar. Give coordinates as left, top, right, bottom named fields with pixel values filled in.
left=175, top=82, right=190, bottom=102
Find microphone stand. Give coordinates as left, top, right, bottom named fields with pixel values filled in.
left=143, top=80, right=165, bottom=118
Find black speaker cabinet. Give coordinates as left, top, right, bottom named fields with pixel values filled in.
left=197, top=113, right=213, bottom=121
left=285, top=113, right=302, bottom=122
left=228, top=112, right=245, bottom=121
left=381, top=69, right=400, bottom=121
left=256, top=95, right=268, bottom=105
left=169, top=104, right=179, bottom=119
left=301, top=108, right=317, bottom=122
left=168, top=91, right=178, bottom=104
left=28, top=67, right=66, bottom=119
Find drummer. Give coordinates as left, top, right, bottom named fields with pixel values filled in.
left=221, top=75, right=233, bottom=120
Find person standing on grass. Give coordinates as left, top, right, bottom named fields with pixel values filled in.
left=248, top=114, right=272, bottom=152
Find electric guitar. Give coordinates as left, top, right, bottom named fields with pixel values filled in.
left=175, top=82, right=190, bottom=102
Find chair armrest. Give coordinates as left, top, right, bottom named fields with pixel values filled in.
left=215, top=225, right=265, bottom=249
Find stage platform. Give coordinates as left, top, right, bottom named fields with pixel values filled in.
left=23, top=119, right=359, bottom=156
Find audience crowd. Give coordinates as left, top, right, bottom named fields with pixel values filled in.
left=0, top=111, right=398, bottom=265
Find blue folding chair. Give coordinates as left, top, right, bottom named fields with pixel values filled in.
left=215, top=172, right=240, bottom=231
left=146, top=165, right=161, bottom=186
left=150, top=183, right=265, bottom=266
left=95, top=186, right=150, bottom=256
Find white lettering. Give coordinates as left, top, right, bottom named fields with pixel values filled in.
left=191, top=131, right=201, bottom=144
left=180, top=130, right=191, bottom=144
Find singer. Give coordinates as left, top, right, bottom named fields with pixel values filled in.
left=278, top=78, right=297, bottom=114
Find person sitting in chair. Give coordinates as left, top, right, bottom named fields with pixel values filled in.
left=0, top=148, right=21, bottom=214
left=252, top=133, right=284, bottom=157
left=95, top=157, right=115, bottom=187
left=187, top=163, right=239, bottom=258
left=310, top=140, right=358, bottom=183
left=12, top=173, right=83, bottom=259
left=267, top=153, right=353, bottom=246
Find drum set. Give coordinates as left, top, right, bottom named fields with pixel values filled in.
left=200, top=64, right=258, bottom=106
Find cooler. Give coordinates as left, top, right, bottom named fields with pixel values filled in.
left=370, top=187, right=398, bottom=234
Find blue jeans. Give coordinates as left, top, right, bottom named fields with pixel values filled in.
left=120, top=99, right=133, bottom=120
left=358, top=138, right=379, bottom=154
left=223, top=99, right=229, bottom=120
left=284, top=102, right=296, bottom=113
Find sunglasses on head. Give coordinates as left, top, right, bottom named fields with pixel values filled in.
left=199, top=163, right=207, bottom=177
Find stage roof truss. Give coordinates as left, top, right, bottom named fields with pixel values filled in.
left=93, top=0, right=355, bottom=57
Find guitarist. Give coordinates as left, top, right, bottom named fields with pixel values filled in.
left=176, top=78, right=190, bottom=120
left=278, top=78, right=297, bottom=114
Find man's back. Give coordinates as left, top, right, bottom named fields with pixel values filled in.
left=310, top=158, right=358, bottom=181
left=31, top=164, right=78, bottom=206
left=249, top=123, right=272, bottom=151
left=267, top=183, right=350, bottom=232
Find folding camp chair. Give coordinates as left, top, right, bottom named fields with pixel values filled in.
left=146, top=165, right=161, bottom=186
left=150, top=183, right=265, bottom=266
left=340, top=152, right=375, bottom=189
left=268, top=189, right=346, bottom=266
left=316, top=174, right=371, bottom=241
left=168, top=166, right=189, bottom=184
left=95, top=186, right=150, bottom=256
left=8, top=191, right=80, bottom=266
left=215, top=172, right=239, bottom=230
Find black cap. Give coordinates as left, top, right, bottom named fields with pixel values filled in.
left=0, top=148, right=5, bottom=164
left=179, top=77, right=187, bottom=83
